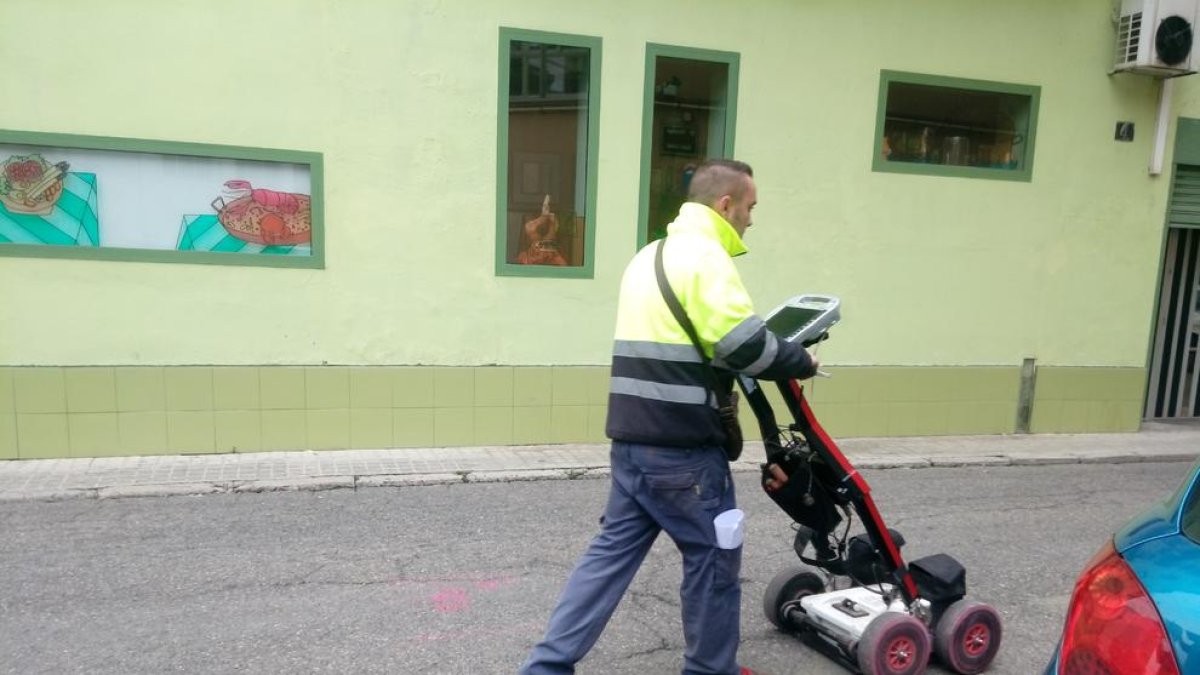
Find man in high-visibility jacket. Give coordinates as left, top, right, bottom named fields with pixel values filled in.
left=521, top=159, right=819, bottom=675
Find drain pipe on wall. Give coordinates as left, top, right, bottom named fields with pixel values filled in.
left=1150, top=77, right=1175, bottom=176
left=1015, top=358, right=1038, bottom=434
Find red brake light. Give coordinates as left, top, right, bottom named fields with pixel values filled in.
left=1058, top=538, right=1180, bottom=675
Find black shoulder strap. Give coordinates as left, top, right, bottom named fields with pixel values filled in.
left=654, top=239, right=707, bottom=363
left=654, top=239, right=729, bottom=406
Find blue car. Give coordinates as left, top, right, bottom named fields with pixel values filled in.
left=1044, top=456, right=1200, bottom=674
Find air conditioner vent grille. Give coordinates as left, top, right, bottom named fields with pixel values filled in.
left=1117, top=11, right=1144, bottom=64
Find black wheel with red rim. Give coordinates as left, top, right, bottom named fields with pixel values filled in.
left=762, top=566, right=825, bottom=630
left=934, top=600, right=1002, bottom=674
left=856, top=612, right=931, bottom=675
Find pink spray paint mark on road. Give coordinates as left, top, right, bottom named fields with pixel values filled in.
left=431, top=587, right=470, bottom=613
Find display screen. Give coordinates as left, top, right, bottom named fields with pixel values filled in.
left=766, top=306, right=822, bottom=339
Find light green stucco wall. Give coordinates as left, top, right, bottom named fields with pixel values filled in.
left=0, top=0, right=1186, bottom=370
left=0, top=2, right=1190, bottom=457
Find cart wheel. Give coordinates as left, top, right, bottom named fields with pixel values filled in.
left=762, top=566, right=824, bottom=630
left=934, top=600, right=1002, bottom=674
left=856, top=612, right=931, bottom=675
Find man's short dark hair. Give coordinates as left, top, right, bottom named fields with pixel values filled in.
left=686, top=159, right=754, bottom=207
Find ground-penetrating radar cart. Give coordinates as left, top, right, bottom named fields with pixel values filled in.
left=741, top=295, right=1002, bottom=675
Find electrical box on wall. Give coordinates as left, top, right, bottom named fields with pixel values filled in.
left=1113, top=0, right=1200, bottom=76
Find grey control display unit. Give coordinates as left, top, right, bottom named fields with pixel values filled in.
left=763, top=295, right=841, bottom=346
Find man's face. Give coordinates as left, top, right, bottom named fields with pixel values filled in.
left=721, top=175, right=757, bottom=238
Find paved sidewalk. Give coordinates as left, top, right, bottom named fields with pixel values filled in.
left=1, top=421, right=1196, bottom=503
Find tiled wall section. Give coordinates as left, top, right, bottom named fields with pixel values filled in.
left=0, top=365, right=1145, bottom=459
left=1029, top=367, right=1146, bottom=433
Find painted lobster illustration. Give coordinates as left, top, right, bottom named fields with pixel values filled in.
left=211, top=179, right=312, bottom=246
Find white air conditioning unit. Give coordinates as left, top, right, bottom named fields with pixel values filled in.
left=1113, top=0, right=1200, bottom=76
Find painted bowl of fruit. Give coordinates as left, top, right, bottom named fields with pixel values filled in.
left=0, top=154, right=69, bottom=216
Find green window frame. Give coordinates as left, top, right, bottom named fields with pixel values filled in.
left=872, top=70, right=1040, bottom=183
left=495, top=27, right=602, bottom=279
left=0, top=128, right=323, bottom=268
left=638, top=44, right=739, bottom=247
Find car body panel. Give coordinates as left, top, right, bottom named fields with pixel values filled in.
left=1044, top=456, right=1200, bottom=674
left=1121, top=533, right=1200, bottom=674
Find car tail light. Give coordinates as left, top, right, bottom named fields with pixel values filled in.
left=1058, top=538, right=1180, bottom=675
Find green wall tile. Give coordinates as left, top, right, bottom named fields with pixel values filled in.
left=0, top=368, right=12, bottom=413
left=15, top=368, right=66, bottom=413
left=307, top=409, right=350, bottom=450
left=807, top=402, right=855, bottom=438
left=393, top=368, right=435, bottom=408
left=948, top=401, right=1014, bottom=435
left=1033, top=369, right=1069, bottom=401
left=393, top=408, right=434, bottom=447
left=306, top=367, right=350, bottom=409
left=435, top=407, right=475, bottom=446
left=585, top=368, right=610, bottom=406
left=887, top=402, right=948, bottom=436
left=1113, top=401, right=1143, bottom=431
left=972, top=368, right=1021, bottom=401
left=552, top=367, right=591, bottom=406
left=903, top=369, right=959, bottom=403
left=350, top=409, right=393, bottom=449
left=350, top=368, right=393, bottom=408
left=434, top=368, right=473, bottom=408
left=215, top=410, right=261, bottom=453
left=515, top=368, right=552, bottom=406
left=551, top=406, right=589, bottom=443
left=474, top=367, right=514, bottom=407
left=853, top=402, right=891, bottom=437
left=68, top=413, right=119, bottom=457
left=514, top=406, right=552, bottom=444
left=1060, top=400, right=1091, bottom=432
left=0, top=413, right=17, bottom=458
left=260, top=368, right=306, bottom=410
left=1029, top=399, right=1063, bottom=434
left=115, top=368, right=165, bottom=412
left=65, top=368, right=116, bottom=413
left=16, top=413, right=68, bottom=458
left=861, top=368, right=909, bottom=403
left=474, top=406, right=513, bottom=445
left=1112, top=369, right=1147, bottom=401
left=167, top=411, right=216, bottom=453
left=261, top=409, right=307, bottom=450
left=587, top=405, right=608, bottom=442
left=807, top=372, right=859, bottom=404
left=117, top=412, right=167, bottom=455
left=165, top=368, right=214, bottom=411
left=213, top=367, right=261, bottom=410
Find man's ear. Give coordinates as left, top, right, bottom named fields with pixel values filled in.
left=716, top=195, right=732, bottom=215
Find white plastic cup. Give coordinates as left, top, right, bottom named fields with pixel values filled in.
left=713, top=508, right=745, bottom=550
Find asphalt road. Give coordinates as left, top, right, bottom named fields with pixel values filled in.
left=0, top=461, right=1185, bottom=674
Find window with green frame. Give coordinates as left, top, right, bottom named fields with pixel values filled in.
left=873, top=70, right=1040, bottom=182
left=0, top=129, right=323, bottom=268
left=638, top=44, right=739, bottom=247
left=495, top=28, right=601, bottom=278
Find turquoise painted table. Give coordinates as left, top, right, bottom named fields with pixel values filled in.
left=0, top=172, right=98, bottom=246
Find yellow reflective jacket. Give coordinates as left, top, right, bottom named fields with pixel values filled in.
left=606, top=202, right=816, bottom=447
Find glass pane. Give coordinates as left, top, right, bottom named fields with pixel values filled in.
left=881, top=81, right=1031, bottom=170
left=645, top=56, right=729, bottom=244
left=505, top=40, right=590, bottom=267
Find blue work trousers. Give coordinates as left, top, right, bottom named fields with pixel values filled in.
left=520, top=441, right=742, bottom=675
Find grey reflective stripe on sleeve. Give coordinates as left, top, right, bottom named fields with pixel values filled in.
left=714, top=316, right=767, bottom=361
left=610, top=377, right=709, bottom=405
left=740, top=330, right=781, bottom=376
left=613, top=340, right=703, bottom=363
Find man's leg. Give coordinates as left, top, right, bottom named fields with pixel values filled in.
left=632, top=444, right=741, bottom=675
left=520, top=442, right=660, bottom=675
